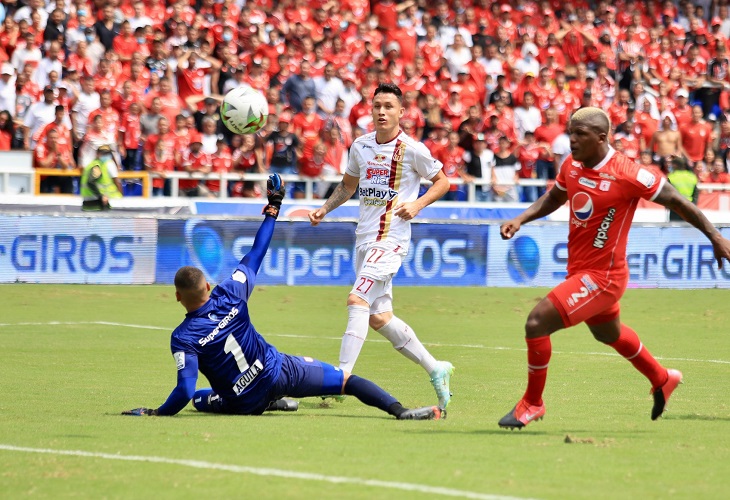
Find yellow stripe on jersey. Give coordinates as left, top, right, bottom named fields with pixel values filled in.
left=377, top=141, right=406, bottom=242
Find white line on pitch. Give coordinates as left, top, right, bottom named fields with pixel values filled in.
left=2, top=321, right=730, bottom=365
left=0, top=444, right=533, bottom=500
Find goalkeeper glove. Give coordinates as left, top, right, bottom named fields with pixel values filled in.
left=263, top=173, right=285, bottom=219
left=122, top=407, right=158, bottom=416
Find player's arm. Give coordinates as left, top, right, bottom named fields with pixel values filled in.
left=122, top=352, right=199, bottom=416
left=308, top=172, right=358, bottom=226
left=394, top=169, right=449, bottom=221
left=500, top=185, right=568, bottom=240
left=653, top=182, right=730, bottom=268
left=239, top=174, right=285, bottom=275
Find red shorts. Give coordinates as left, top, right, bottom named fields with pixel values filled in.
left=547, top=271, right=628, bottom=328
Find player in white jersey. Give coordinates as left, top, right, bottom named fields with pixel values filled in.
left=309, top=83, right=455, bottom=408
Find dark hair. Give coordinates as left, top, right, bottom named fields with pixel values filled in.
left=373, top=82, right=403, bottom=103
left=0, top=110, right=14, bottom=134
left=174, top=266, right=206, bottom=291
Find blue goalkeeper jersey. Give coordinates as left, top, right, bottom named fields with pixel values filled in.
left=170, top=262, right=283, bottom=410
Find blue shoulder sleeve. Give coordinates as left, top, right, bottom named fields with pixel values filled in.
left=157, top=352, right=198, bottom=416
left=240, top=214, right=275, bottom=274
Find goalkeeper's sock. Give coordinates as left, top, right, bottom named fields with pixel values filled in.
left=609, top=324, right=668, bottom=390
left=377, top=316, right=438, bottom=374
left=344, top=375, right=403, bottom=416
left=339, top=305, right=370, bottom=372
left=523, top=336, right=551, bottom=407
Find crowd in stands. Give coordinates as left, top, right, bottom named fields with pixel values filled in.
left=2, top=0, right=730, bottom=201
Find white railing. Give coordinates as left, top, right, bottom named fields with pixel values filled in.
left=3, top=163, right=730, bottom=203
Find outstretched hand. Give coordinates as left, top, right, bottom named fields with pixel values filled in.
left=500, top=220, right=522, bottom=240
left=263, top=174, right=285, bottom=219
left=122, top=407, right=157, bottom=416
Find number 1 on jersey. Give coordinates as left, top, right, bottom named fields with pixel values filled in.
left=224, top=334, right=250, bottom=372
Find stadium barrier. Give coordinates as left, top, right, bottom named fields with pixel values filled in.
left=2, top=164, right=730, bottom=207
left=2, top=214, right=729, bottom=288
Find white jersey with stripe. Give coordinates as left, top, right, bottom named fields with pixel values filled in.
left=346, top=130, right=443, bottom=250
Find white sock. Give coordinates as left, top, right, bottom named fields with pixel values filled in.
left=377, top=316, right=438, bottom=374
left=339, top=305, right=371, bottom=372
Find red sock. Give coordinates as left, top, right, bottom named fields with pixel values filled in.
left=609, top=324, right=668, bottom=389
left=522, top=336, right=552, bottom=407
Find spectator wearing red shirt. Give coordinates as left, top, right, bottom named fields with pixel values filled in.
left=0, top=111, right=12, bottom=151
left=435, top=131, right=466, bottom=201
left=515, top=131, right=550, bottom=202
left=144, top=78, right=185, bottom=131
left=231, top=134, right=264, bottom=198
left=112, top=21, right=140, bottom=69
left=35, top=105, right=72, bottom=155
left=176, top=50, right=221, bottom=103
left=179, top=131, right=213, bottom=197
left=442, top=89, right=466, bottom=132
left=680, top=105, right=715, bottom=164
left=292, top=95, right=325, bottom=158
left=207, top=137, right=234, bottom=197
left=533, top=108, right=563, bottom=189
left=700, top=157, right=730, bottom=183
left=34, top=128, right=76, bottom=193
left=87, top=89, right=120, bottom=145
left=119, top=102, right=143, bottom=172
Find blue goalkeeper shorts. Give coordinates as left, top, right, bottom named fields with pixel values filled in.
left=270, top=354, right=344, bottom=400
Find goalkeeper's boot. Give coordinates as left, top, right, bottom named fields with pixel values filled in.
left=651, top=369, right=683, bottom=420
left=498, top=399, right=545, bottom=430
left=265, top=398, right=299, bottom=412
left=429, top=361, right=454, bottom=408
left=397, top=406, right=445, bottom=420
left=320, top=394, right=347, bottom=403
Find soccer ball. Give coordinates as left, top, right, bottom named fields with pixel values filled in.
left=220, top=87, right=268, bottom=134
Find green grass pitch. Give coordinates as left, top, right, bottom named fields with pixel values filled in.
left=1, top=284, right=729, bottom=499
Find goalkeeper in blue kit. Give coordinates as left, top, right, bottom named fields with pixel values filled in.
left=123, top=175, right=444, bottom=420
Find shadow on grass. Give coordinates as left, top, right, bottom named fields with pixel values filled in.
left=669, top=413, right=730, bottom=422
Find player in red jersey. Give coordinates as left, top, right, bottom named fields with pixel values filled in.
left=498, top=107, right=730, bottom=429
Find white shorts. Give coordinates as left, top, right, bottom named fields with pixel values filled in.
left=349, top=242, right=406, bottom=314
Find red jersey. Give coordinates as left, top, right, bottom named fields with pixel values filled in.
left=556, top=149, right=664, bottom=278
left=176, top=66, right=209, bottom=101
left=87, top=107, right=121, bottom=141
left=208, top=148, right=233, bottom=193
left=435, top=146, right=465, bottom=192
left=680, top=121, right=713, bottom=162
left=120, top=112, right=142, bottom=149
left=179, top=149, right=212, bottom=190
left=517, top=144, right=540, bottom=179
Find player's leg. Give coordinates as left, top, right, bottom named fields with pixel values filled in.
left=500, top=272, right=621, bottom=429
left=588, top=315, right=682, bottom=420
left=498, top=296, right=564, bottom=429
left=276, top=355, right=442, bottom=419
left=370, top=295, right=454, bottom=408
left=337, top=246, right=374, bottom=372
left=192, top=388, right=225, bottom=413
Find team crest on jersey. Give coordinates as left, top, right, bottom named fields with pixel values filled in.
left=374, top=154, right=387, bottom=162
left=393, top=143, right=406, bottom=162
left=599, top=180, right=611, bottom=192
left=571, top=192, right=594, bottom=220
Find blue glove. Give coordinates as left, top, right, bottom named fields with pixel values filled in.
left=122, top=407, right=158, bottom=416
left=263, top=173, right=285, bottom=218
